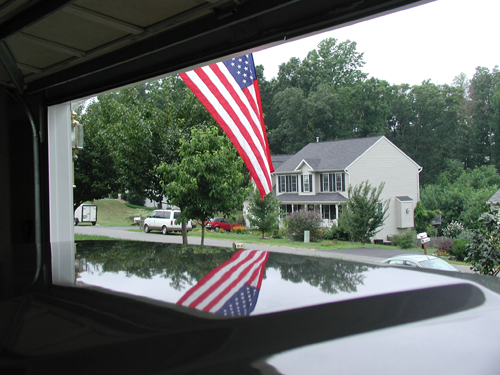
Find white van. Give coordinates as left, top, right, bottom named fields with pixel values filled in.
left=143, top=209, right=194, bottom=234
left=74, top=204, right=97, bottom=226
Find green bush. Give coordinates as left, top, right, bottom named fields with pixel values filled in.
left=391, top=230, right=416, bottom=249
left=425, top=224, right=438, bottom=238
left=323, top=225, right=350, bottom=241
left=452, top=238, right=469, bottom=261
left=466, top=209, right=500, bottom=275
left=283, top=210, right=323, bottom=242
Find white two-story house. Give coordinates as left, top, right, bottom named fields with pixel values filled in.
left=271, top=136, right=422, bottom=242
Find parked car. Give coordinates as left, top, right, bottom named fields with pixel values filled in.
left=143, top=209, right=194, bottom=234
left=379, top=254, right=459, bottom=272
left=205, top=217, right=234, bottom=231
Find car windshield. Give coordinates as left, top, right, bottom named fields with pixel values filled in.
left=419, top=258, right=457, bottom=271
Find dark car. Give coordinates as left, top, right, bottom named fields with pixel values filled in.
left=205, top=217, right=234, bottom=231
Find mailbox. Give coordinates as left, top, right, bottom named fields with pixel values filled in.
left=416, top=232, right=428, bottom=240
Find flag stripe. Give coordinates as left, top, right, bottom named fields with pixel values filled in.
left=201, top=251, right=268, bottom=312
left=177, top=250, right=269, bottom=314
left=185, top=251, right=259, bottom=309
left=179, top=53, right=274, bottom=199
left=181, top=69, right=272, bottom=195
left=181, top=70, right=270, bottom=195
left=204, top=65, right=272, bottom=192
left=177, top=250, right=257, bottom=306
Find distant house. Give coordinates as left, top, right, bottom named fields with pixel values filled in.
left=271, top=136, right=422, bottom=242
left=487, top=188, right=500, bottom=210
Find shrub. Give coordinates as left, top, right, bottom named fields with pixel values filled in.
left=425, top=224, right=438, bottom=238
left=232, top=225, right=248, bottom=234
left=437, top=237, right=454, bottom=253
left=456, top=230, right=472, bottom=241
left=442, top=220, right=465, bottom=238
left=392, top=230, right=416, bottom=249
left=466, top=209, right=500, bottom=275
left=283, top=210, right=323, bottom=242
left=323, top=225, right=350, bottom=241
left=339, top=181, right=389, bottom=244
left=452, top=238, right=469, bottom=261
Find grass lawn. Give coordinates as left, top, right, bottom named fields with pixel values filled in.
left=75, top=234, right=123, bottom=241
left=81, top=199, right=154, bottom=226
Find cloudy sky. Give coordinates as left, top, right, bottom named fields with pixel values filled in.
left=253, top=0, right=499, bottom=86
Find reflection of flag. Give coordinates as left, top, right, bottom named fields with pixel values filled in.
left=177, top=250, right=269, bottom=316
left=179, top=53, right=274, bottom=199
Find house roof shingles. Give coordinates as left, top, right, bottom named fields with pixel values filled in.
left=274, top=136, right=383, bottom=173
left=276, top=193, right=348, bottom=203
left=488, top=189, right=500, bottom=204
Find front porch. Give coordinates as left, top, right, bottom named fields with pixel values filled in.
left=277, top=192, right=348, bottom=228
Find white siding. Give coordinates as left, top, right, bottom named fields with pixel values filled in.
left=348, top=138, right=420, bottom=242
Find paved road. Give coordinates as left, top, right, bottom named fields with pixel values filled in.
left=74, top=224, right=472, bottom=273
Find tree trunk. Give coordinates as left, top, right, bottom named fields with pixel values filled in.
left=181, top=222, right=188, bottom=245
left=201, top=224, right=205, bottom=246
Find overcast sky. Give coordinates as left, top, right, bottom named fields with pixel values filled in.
left=253, top=0, right=499, bottom=86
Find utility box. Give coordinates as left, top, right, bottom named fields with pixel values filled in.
left=74, top=204, right=97, bottom=226
left=396, top=196, right=414, bottom=228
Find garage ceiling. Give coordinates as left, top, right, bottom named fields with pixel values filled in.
left=0, top=0, right=429, bottom=104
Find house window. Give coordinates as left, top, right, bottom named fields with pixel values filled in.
left=281, top=204, right=294, bottom=216
left=278, top=175, right=298, bottom=193
left=335, top=172, right=343, bottom=192
left=322, top=174, right=329, bottom=192
left=322, top=205, right=337, bottom=220
left=301, top=174, right=313, bottom=193
left=320, top=173, right=345, bottom=192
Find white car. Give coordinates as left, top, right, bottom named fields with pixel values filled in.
left=379, top=254, right=459, bottom=272
left=143, top=209, right=194, bottom=234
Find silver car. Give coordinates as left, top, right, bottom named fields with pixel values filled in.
left=379, top=254, right=459, bottom=272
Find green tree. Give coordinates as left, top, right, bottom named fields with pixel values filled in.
left=247, top=186, right=281, bottom=238
left=466, top=66, right=500, bottom=169
left=420, top=165, right=500, bottom=228
left=157, top=126, right=249, bottom=245
left=465, top=208, right=500, bottom=276
left=339, top=181, right=389, bottom=244
left=267, top=87, right=311, bottom=154
left=74, top=103, right=120, bottom=210
left=413, top=201, right=438, bottom=234
left=77, top=77, right=216, bottom=208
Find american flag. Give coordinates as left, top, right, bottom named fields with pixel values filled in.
left=177, top=249, right=269, bottom=316
left=179, top=53, right=274, bottom=199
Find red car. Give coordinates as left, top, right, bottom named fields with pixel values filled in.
left=205, top=217, right=234, bottom=231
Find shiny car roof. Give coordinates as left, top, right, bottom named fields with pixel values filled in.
left=75, top=241, right=495, bottom=316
